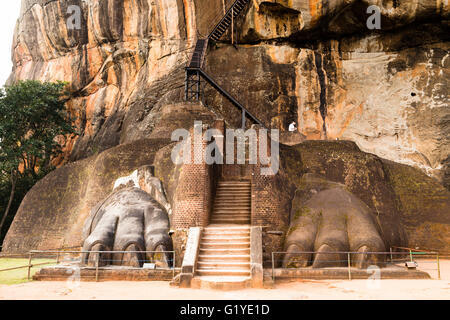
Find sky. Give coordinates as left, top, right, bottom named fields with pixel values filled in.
left=0, top=2, right=21, bottom=86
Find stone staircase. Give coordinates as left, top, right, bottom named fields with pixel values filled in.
left=210, top=180, right=251, bottom=224
left=191, top=180, right=253, bottom=289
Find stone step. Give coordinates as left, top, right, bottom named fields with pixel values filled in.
left=215, top=191, right=250, bottom=195
left=201, top=242, right=250, bottom=249
left=199, top=248, right=250, bottom=255
left=210, top=221, right=250, bottom=226
left=214, top=205, right=250, bottom=210
left=197, top=261, right=251, bottom=269
left=210, top=216, right=250, bottom=222
left=215, top=192, right=251, bottom=196
left=215, top=198, right=250, bottom=202
left=197, top=255, right=250, bottom=262
left=217, top=186, right=250, bottom=189
left=217, top=185, right=250, bottom=188
left=213, top=209, right=251, bottom=213
left=213, top=209, right=250, bottom=213
left=216, top=190, right=250, bottom=193
left=218, top=181, right=250, bottom=185
left=213, top=208, right=251, bottom=214
left=204, top=226, right=250, bottom=231
left=210, top=218, right=250, bottom=224
left=213, top=210, right=251, bottom=215
left=196, top=269, right=251, bottom=277
left=196, top=262, right=250, bottom=272
left=215, top=195, right=249, bottom=198
left=201, top=236, right=250, bottom=243
left=216, top=185, right=251, bottom=189
left=212, top=214, right=251, bottom=219
left=212, top=211, right=251, bottom=215
left=214, top=201, right=252, bottom=209
left=190, top=276, right=251, bottom=290
left=214, top=198, right=250, bottom=203
left=214, top=197, right=250, bottom=202
left=214, top=204, right=251, bottom=208
left=215, top=193, right=250, bottom=197
left=211, top=214, right=250, bottom=218
left=203, top=229, right=250, bottom=235
left=203, top=227, right=250, bottom=232
left=212, top=215, right=251, bottom=219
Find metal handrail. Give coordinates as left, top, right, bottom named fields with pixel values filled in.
left=185, top=0, right=263, bottom=129
left=208, top=0, right=249, bottom=40
left=198, top=0, right=240, bottom=39
left=391, top=246, right=444, bottom=254
left=191, top=68, right=266, bottom=128
left=271, top=250, right=442, bottom=282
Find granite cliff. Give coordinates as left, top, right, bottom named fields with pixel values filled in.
left=3, top=0, right=450, bottom=255
left=9, top=0, right=450, bottom=183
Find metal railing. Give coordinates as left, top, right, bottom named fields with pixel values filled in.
left=0, top=249, right=176, bottom=282
left=271, top=250, right=442, bottom=283
left=198, top=0, right=244, bottom=39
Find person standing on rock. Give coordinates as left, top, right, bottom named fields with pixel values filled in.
left=289, top=121, right=297, bottom=132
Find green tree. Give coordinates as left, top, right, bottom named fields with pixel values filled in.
left=0, top=80, right=76, bottom=242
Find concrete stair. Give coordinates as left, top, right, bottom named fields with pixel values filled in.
left=209, top=180, right=251, bottom=225
left=192, top=181, right=252, bottom=289
left=192, top=225, right=252, bottom=289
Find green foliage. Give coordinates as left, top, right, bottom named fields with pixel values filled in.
left=0, top=80, right=77, bottom=245
left=0, top=80, right=75, bottom=176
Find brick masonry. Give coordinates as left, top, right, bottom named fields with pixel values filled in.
left=172, top=122, right=290, bottom=267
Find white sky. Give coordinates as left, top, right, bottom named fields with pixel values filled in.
left=0, top=2, right=21, bottom=86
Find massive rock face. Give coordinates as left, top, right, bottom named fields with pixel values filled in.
left=3, top=1, right=449, bottom=256
left=9, top=0, right=449, bottom=184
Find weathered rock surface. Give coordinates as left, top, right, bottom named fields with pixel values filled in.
left=2, top=112, right=450, bottom=258
left=3, top=1, right=449, bottom=257
left=2, top=103, right=216, bottom=253
left=280, top=140, right=450, bottom=253
left=8, top=0, right=449, bottom=183
left=2, top=138, right=172, bottom=252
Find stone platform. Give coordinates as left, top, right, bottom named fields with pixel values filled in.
left=33, top=264, right=430, bottom=283
left=190, top=276, right=252, bottom=290
left=267, top=265, right=431, bottom=282
left=33, top=265, right=179, bottom=282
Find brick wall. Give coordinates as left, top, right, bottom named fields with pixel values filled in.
left=172, top=122, right=291, bottom=266
left=172, top=124, right=219, bottom=229
left=249, top=127, right=290, bottom=266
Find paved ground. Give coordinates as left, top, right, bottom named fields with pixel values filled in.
left=0, top=260, right=449, bottom=300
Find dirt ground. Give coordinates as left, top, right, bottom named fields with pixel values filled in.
left=1, top=260, right=449, bottom=300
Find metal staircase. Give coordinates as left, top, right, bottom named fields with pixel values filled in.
left=185, top=0, right=266, bottom=129
left=208, top=0, right=250, bottom=41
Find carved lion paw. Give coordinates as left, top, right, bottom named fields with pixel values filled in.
left=283, top=180, right=385, bottom=269
left=81, top=188, right=172, bottom=268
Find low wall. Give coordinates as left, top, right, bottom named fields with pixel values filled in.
left=265, top=267, right=431, bottom=282
left=34, top=266, right=179, bottom=281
